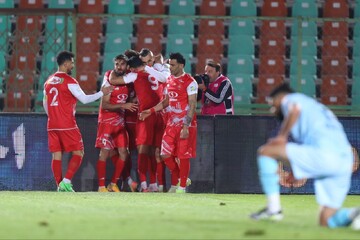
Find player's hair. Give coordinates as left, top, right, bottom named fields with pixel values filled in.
left=56, top=51, right=74, bottom=66
left=124, top=49, right=139, bottom=58
left=269, top=83, right=295, bottom=98
left=114, top=54, right=128, bottom=62
left=169, top=52, right=186, bottom=66
left=139, top=48, right=152, bottom=57
left=127, top=56, right=144, bottom=69
left=206, top=61, right=221, bottom=72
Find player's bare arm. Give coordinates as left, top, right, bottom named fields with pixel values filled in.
left=277, top=104, right=300, bottom=138
left=180, top=93, right=197, bottom=139
left=139, top=95, right=169, bottom=121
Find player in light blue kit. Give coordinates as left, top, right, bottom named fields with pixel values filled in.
left=250, top=84, right=360, bottom=229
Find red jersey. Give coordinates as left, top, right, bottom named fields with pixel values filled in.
left=166, top=73, right=198, bottom=127
left=124, top=71, right=160, bottom=112
left=156, top=81, right=167, bottom=100
left=98, top=70, right=129, bottom=126
left=44, top=72, right=78, bottom=130
left=125, top=83, right=138, bottom=124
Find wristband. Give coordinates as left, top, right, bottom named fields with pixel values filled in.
left=150, top=107, right=156, bottom=114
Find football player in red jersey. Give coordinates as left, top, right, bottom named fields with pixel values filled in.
left=95, top=54, right=138, bottom=192
left=139, top=48, right=170, bottom=192
left=110, top=56, right=167, bottom=192
left=139, top=52, right=198, bottom=193
left=121, top=49, right=140, bottom=191
left=43, top=51, right=113, bottom=192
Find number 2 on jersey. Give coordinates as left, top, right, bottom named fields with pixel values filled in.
left=49, top=87, right=59, bottom=106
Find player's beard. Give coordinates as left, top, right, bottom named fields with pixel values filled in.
left=67, top=69, right=72, bottom=75
left=114, top=70, right=125, bottom=77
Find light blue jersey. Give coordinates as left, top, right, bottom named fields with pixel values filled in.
left=281, top=93, right=350, bottom=150
left=282, top=93, right=353, bottom=208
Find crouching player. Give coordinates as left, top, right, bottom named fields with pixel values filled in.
left=251, top=83, right=360, bottom=230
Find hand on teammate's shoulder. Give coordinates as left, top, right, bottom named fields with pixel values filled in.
left=101, top=85, right=114, bottom=95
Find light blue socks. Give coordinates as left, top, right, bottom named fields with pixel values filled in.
left=327, top=208, right=352, bottom=228
left=258, top=155, right=280, bottom=195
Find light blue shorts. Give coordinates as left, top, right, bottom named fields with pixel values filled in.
left=286, top=143, right=352, bottom=209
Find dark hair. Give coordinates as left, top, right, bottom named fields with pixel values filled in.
left=139, top=48, right=152, bottom=57
left=206, top=60, right=221, bottom=72
left=56, top=51, right=74, bottom=66
left=114, top=54, right=128, bottom=62
left=127, top=56, right=144, bottom=69
left=269, top=83, right=295, bottom=98
left=124, top=49, right=139, bottom=58
left=169, top=52, right=186, bottom=66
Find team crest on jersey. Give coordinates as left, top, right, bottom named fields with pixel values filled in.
left=48, top=76, right=64, bottom=85
left=189, top=85, right=196, bottom=92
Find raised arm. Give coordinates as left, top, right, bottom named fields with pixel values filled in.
left=204, top=80, right=232, bottom=104
left=145, top=65, right=168, bottom=83
left=68, top=84, right=112, bottom=104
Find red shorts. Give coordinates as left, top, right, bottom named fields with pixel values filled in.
left=160, top=125, right=197, bottom=159
left=48, top=128, right=84, bottom=153
left=154, top=113, right=165, bottom=148
left=95, top=122, right=128, bottom=149
left=126, top=122, right=136, bottom=150
left=136, top=113, right=157, bottom=146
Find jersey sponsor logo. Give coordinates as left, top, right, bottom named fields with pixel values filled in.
left=48, top=76, right=64, bottom=85
left=116, top=94, right=128, bottom=102
left=168, top=91, right=178, bottom=98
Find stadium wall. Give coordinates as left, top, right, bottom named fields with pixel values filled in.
left=0, top=114, right=359, bottom=194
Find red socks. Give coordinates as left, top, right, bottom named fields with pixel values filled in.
left=179, top=158, right=190, bottom=188
left=51, top=159, right=62, bottom=186
left=137, top=153, right=149, bottom=182
left=164, top=156, right=179, bottom=186
left=97, top=160, right=106, bottom=187
left=64, top=154, right=82, bottom=180
left=111, top=158, right=125, bottom=184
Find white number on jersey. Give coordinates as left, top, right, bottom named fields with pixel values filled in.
left=49, top=87, right=59, bottom=106
left=148, top=75, right=159, bottom=91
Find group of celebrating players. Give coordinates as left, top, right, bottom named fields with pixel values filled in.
left=43, top=48, right=198, bottom=194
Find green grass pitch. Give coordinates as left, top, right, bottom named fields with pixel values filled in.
left=0, top=192, right=359, bottom=239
